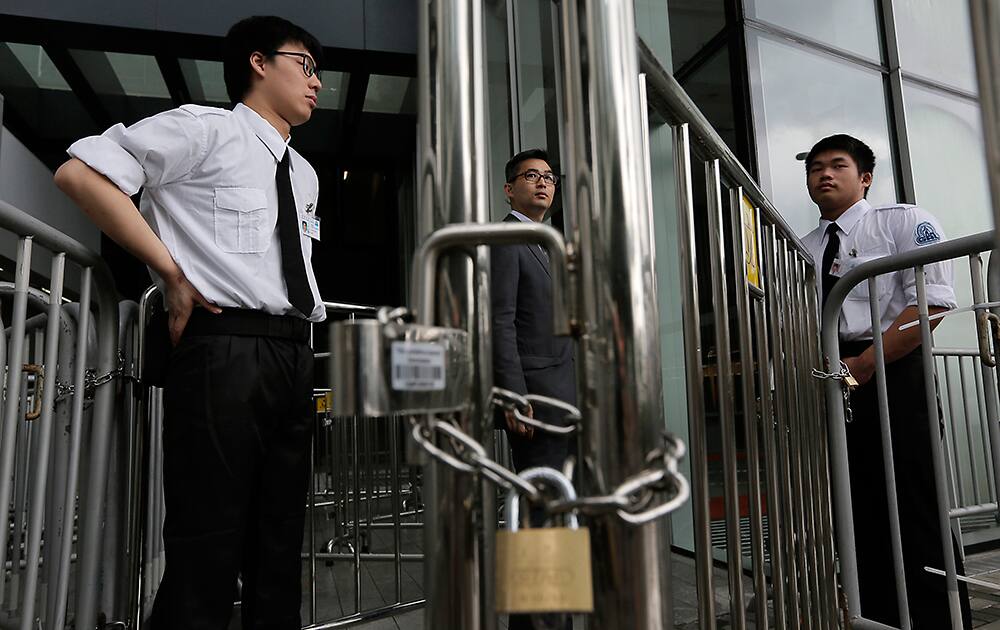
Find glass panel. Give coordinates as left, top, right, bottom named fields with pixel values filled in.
left=751, top=33, right=897, bottom=236
left=647, top=119, right=693, bottom=553
left=486, top=0, right=514, bottom=220
left=315, top=71, right=348, bottom=110
left=895, top=0, right=977, bottom=93
left=680, top=46, right=737, bottom=154
left=746, top=0, right=881, bottom=62
left=104, top=52, right=170, bottom=98
left=513, top=0, right=561, bottom=161
left=904, top=81, right=990, bottom=236
left=635, top=0, right=673, bottom=68
left=667, top=0, right=726, bottom=72
left=179, top=59, right=229, bottom=104
left=5, top=43, right=70, bottom=91
left=363, top=74, right=413, bottom=114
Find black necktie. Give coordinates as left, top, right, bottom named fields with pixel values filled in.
left=821, top=222, right=840, bottom=310
left=276, top=152, right=315, bottom=317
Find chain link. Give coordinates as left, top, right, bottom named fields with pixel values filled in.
left=409, top=407, right=688, bottom=526
left=491, top=387, right=580, bottom=435
left=53, top=351, right=132, bottom=403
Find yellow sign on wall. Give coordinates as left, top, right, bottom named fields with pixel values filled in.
left=742, top=194, right=762, bottom=291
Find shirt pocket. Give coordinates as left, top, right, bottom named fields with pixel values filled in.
left=213, top=187, right=270, bottom=254
left=844, top=250, right=893, bottom=302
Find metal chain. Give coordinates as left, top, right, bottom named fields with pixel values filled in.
left=54, top=350, right=132, bottom=402
left=491, top=387, right=580, bottom=435
left=409, top=410, right=688, bottom=526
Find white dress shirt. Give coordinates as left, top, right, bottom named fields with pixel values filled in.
left=802, top=198, right=956, bottom=341
left=68, top=103, right=326, bottom=322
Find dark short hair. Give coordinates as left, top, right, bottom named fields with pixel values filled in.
left=223, top=16, right=324, bottom=104
left=505, top=148, right=550, bottom=183
left=805, top=134, right=876, bottom=177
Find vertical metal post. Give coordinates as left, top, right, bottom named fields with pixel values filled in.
left=18, top=253, right=65, bottom=630
left=968, top=0, right=1000, bottom=239
left=705, top=160, right=746, bottom=629
left=727, top=190, right=768, bottom=630
left=969, top=254, right=1000, bottom=516
left=867, top=276, right=911, bottom=629
left=915, top=265, right=964, bottom=629
left=779, top=243, right=812, bottom=627
left=556, top=0, right=674, bottom=625
left=763, top=228, right=801, bottom=630
left=673, top=124, right=716, bottom=630
left=802, top=263, right=840, bottom=627
left=418, top=0, right=493, bottom=627
left=0, top=237, right=33, bottom=599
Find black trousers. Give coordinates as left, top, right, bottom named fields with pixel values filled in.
left=842, top=341, right=971, bottom=629
left=149, top=311, right=314, bottom=630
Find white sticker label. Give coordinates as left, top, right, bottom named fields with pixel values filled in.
left=391, top=342, right=446, bottom=391
left=301, top=216, right=321, bottom=241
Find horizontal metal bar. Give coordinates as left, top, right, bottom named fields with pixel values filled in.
left=933, top=348, right=985, bottom=357
left=301, top=552, right=424, bottom=562
left=949, top=502, right=998, bottom=518
left=323, top=301, right=379, bottom=315
left=300, top=600, right=426, bottom=630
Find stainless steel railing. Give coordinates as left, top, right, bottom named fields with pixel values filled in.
left=822, top=230, right=998, bottom=629
left=640, top=34, right=838, bottom=630
left=0, top=199, right=120, bottom=630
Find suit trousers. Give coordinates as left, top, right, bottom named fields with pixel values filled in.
left=149, top=327, right=314, bottom=630
left=842, top=341, right=971, bottom=629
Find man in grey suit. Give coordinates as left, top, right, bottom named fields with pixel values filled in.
left=491, top=148, right=576, bottom=474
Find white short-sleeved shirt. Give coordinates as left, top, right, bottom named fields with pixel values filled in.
left=802, top=198, right=956, bottom=341
left=67, top=102, right=326, bottom=322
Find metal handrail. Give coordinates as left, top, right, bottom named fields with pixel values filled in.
left=637, top=38, right=814, bottom=265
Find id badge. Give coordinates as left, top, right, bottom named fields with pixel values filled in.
left=301, top=216, right=321, bottom=241
left=829, top=258, right=845, bottom=278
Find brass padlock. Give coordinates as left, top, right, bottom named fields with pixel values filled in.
left=496, top=467, right=594, bottom=614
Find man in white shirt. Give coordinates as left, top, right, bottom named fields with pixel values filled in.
left=802, top=134, right=970, bottom=628
left=54, top=16, right=324, bottom=630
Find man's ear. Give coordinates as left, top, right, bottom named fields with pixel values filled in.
left=503, top=182, right=513, bottom=202
left=861, top=171, right=873, bottom=190
left=249, top=52, right=267, bottom=80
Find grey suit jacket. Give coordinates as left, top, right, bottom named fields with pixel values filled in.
left=490, top=213, right=576, bottom=431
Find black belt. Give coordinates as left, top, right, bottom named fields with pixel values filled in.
left=183, top=308, right=310, bottom=343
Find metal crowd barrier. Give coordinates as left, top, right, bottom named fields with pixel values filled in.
left=822, top=230, right=998, bottom=629
left=0, top=199, right=121, bottom=630
left=130, top=294, right=427, bottom=629
left=640, top=38, right=839, bottom=630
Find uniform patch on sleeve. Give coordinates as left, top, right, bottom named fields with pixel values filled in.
left=914, top=221, right=941, bottom=245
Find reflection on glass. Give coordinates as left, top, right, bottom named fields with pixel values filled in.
left=746, top=0, right=880, bottom=62
left=667, top=0, right=726, bottom=72
left=752, top=33, right=897, bottom=236
left=5, top=43, right=70, bottom=91
left=903, top=81, right=990, bottom=236
left=363, top=75, right=414, bottom=114
left=513, top=0, right=561, bottom=164
left=635, top=0, right=673, bottom=68
left=314, top=71, right=348, bottom=110
left=486, top=0, right=514, bottom=220
left=680, top=46, right=737, bottom=154
left=104, top=52, right=170, bottom=98
left=647, top=120, right=693, bottom=551
left=895, top=0, right=977, bottom=93
left=902, top=81, right=991, bottom=395
left=179, top=59, right=229, bottom=104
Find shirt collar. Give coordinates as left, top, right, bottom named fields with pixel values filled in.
left=510, top=210, right=535, bottom=223
left=234, top=103, right=292, bottom=166
left=819, top=198, right=871, bottom=236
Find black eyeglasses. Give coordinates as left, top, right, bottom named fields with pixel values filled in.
left=509, top=170, right=559, bottom=186
left=270, top=51, right=321, bottom=80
